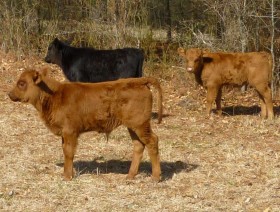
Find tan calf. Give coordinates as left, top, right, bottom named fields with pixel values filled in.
left=8, top=67, right=163, bottom=181
left=178, top=48, right=274, bottom=119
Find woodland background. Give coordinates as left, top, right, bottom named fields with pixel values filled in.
left=1, top=1, right=280, bottom=211
left=1, top=0, right=279, bottom=64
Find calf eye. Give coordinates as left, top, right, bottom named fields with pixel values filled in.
left=17, top=80, right=26, bottom=90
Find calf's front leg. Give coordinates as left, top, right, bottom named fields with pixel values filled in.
left=206, top=85, right=218, bottom=116
left=215, top=87, right=222, bottom=116
left=62, top=131, right=78, bottom=181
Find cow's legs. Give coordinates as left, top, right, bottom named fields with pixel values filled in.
left=62, top=131, right=78, bottom=181
left=263, top=87, right=274, bottom=119
left=128, top=124, right=161, bottom=181
left=146, top=132, right=161, bottom=181
left=127, top=128, right=145, bottom=180
left=257, top=91, right=267, bottom=118
left=215, top=87, right=222, bottom=115
left=206, top=86, right=218, bottom=116
left=255, top=84, right=274, bottom=119
left=135, top=124, right=161, bottom=181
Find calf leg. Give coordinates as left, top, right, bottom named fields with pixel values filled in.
left=263, top=87, right=274, bottom=119
left=206, top=86, right=219, bottom=116
left=127, top=128, right=145, bottom=180
left=62, top=131, right=78, bottom=181
left=215, top=88, right=222, bottom=116
left=255, top=84, right=274, bottom=119
left=257, top=91, right=267, bottom=118
left=133, top=124, right=161, bottom=181
left=145, top=132, right=161, bottom=181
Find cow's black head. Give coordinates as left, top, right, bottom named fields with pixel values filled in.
left=44, top=38, right=63, bottom=66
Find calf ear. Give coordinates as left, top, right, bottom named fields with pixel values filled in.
left=202, top=49, right=210, bottom=55
left=177, top=47, right=186, bottom=57
left=33, top=71, right=43, bottom=85
left=34, top=67, right=51, bottom=84
left=40, top=66, right=50, bottom=77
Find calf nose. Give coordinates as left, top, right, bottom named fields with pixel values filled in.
left=8, top=91, right=18, bottom=102
left=187, top=67, right=193, bottom=72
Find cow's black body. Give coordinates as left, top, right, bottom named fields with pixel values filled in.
left=45, top=38, right=144, bottom=82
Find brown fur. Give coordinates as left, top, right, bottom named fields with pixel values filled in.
left=178, top=47, right=274, bottom=119
left=8, top=67, right=163, bottom=181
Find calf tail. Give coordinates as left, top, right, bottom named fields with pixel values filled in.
left=146, top=78, right=163, bottom=124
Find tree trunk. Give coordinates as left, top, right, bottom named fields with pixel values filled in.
left=166, top=0, right=172, bottom=42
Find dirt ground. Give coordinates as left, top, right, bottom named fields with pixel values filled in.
left=0, top=51, right=279, bottom=211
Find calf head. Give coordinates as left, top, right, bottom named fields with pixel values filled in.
left=8, top=68, right=49, bottom=105
left=45, top=38, right=63, bottom=66
left=178, top=47, right=203, bottom=73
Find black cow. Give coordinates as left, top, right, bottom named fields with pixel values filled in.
left=44, top=38, right=144, bottom=82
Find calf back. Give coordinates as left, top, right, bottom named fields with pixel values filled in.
left=202, top=52, right=272, bottom=86
left=49, top=82, right=152, bottom=135
left=31, top=77, right=161, bottom=136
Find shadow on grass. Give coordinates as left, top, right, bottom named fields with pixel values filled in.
left=273, top=106, right=280, bottom=116
left=220, top=105, right=280, bottom=117
left=151, top=112, right=171, bottom=120
left=221, top=105, right=261, bottom=116
left=57, top=159, right=198, bottom=181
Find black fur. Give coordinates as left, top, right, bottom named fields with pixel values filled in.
left=45, top=38, right=144, bottom=82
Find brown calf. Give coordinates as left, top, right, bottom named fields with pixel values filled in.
left=178, top=48, right=274, bottom=119
left=8, top=68, right=163, bottom=181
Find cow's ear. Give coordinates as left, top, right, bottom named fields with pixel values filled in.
left=33, top=71, right=43, bottom=85
left=53, top=38, right=61, bottom=47
left=177, top=47, right=186, bottom=57
left=40, top=66, right=50, bottom=77
left=34, top=67, right=50, bottom=84
left=202, top=49, right=209, bottom=55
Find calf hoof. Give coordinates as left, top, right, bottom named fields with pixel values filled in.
left=63, top=174, right=73, bottom=181
left=268, top=114, right=274, bottom=120
left=63, top=171, right=75, bottom=181
left=126, top=174, right=136, bottom=180
left=63, top=176, right=72, bottom=181
left=216, top=110, right=222, bottom=116
left=205, top=112, right=215, bottom=119
left=151, top=175, right=161, bottom=182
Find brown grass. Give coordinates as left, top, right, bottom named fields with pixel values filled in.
left=0, top=51, right=280, bottom=211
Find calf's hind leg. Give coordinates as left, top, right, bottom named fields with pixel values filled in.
left=255, top=83, right=274, bottom=119
left=129, top=124, right=161, bottom=181
left=127, top=128, right=145, bottom=180
left=145, top=131, right=161, bottom=181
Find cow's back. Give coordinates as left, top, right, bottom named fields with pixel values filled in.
left=202, top=51, right=272, bottom=86
left=83, top=48, right=144, bottom=80
left=50, top=81, right=152, bottom=133
left=61, top=46, right=144, bottom=82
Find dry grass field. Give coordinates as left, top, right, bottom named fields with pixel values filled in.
left=0, top=51, right=280, bottom=211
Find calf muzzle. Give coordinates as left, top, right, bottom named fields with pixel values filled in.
left=8, top=91, right=20, bottom=102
